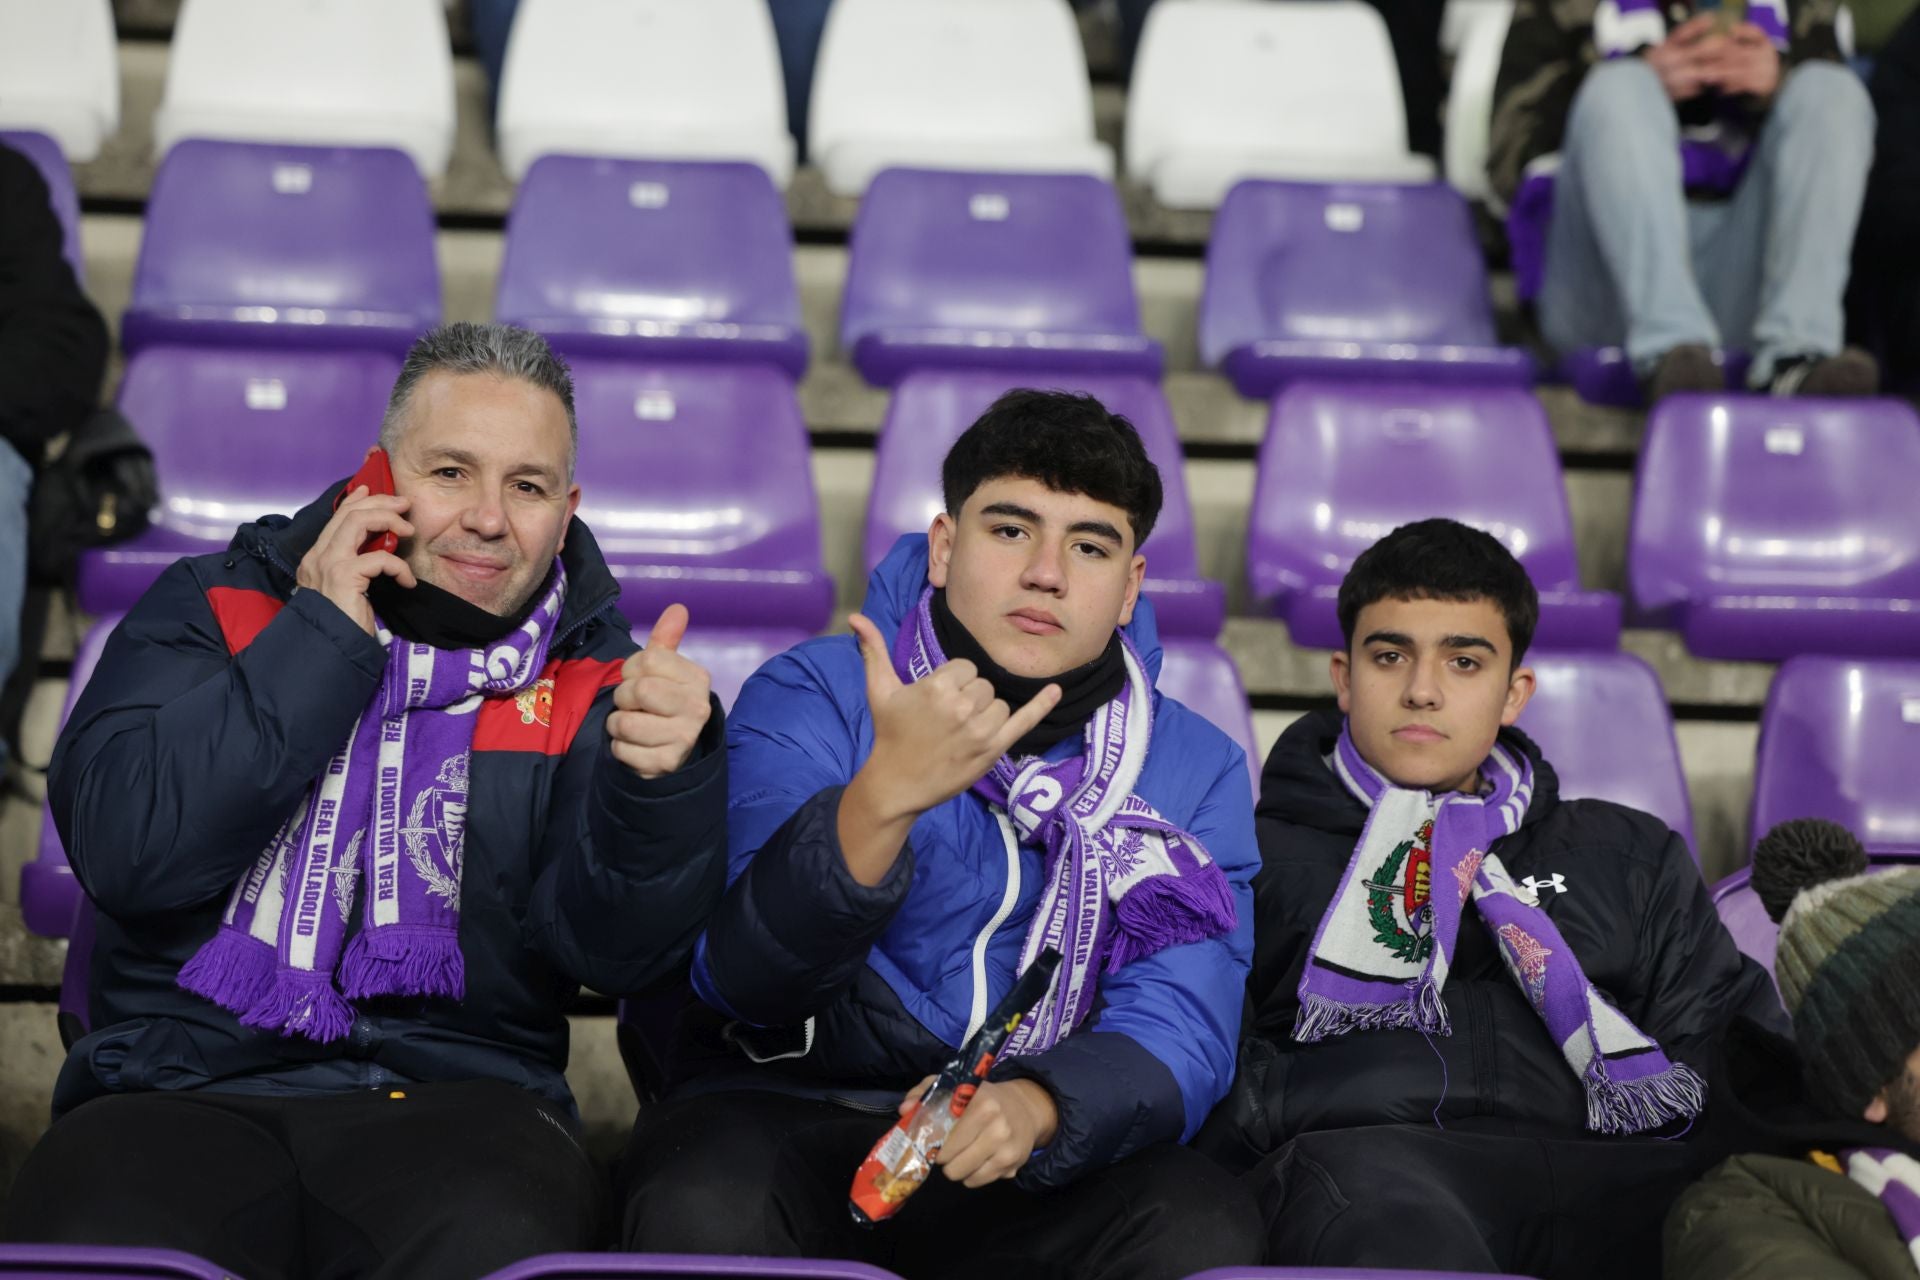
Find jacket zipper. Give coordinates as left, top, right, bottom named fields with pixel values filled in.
left=964, top=810, right=1024, bottom=1044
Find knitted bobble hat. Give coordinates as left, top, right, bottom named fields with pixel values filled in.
left=1753, top=818, right=1920, bottom=1118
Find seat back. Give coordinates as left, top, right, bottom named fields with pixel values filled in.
left=0, top=0, right=119, bottom=160
left=479, top=1254, right=909, bottom=1280
left=0, top=1244, right=239, bottom=1278
left=155, top=0, right=455, bottom=177
left=1199, top=180, right=1500, bottom=368
left=840, top=169, right=1155, bottom=385
left=1126, top=0, right=1424, bottom=208
left=497, top=157, right=806, bottom=377
left=1247, top=381, right=1614, bottom=649
left=124, top=140, right=440, bottom=356
left=1157, top=640, right=1260, bottom=798
left=496, top=0, right=793, bottom=184
left=1517, top=653, right=1695, bottom=856
left=863, top=369, right=1219, bottom=636
left=807, top=0, right=1107, bottom=194
left=1751, top=657, right=1920, bottom=858
left=568, top=359, right=832, bottom=631
left=21, top=617, right=117, bottom=938
left=1442, top=0, right=1514, bottom=202
left=1, top=129, right=82, bottom=280
left=77, top=349, right=401, bottom=615
left=1629, top=395, right=1920, bottom=658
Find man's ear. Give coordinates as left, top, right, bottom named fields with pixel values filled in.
left=1116, top=552, right=1147, bottom=625
left=1867, top=1093, right=1891, bottom=1125
left=927, top=512, right=955, bottom=588
left=557, top=483, right=581, bottom=551
left=1500, top=663, right=1536, bottom=727
left=1330, top=649, right=1352, bottom=715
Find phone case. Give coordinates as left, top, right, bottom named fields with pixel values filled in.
left=340, top=447, right=399, bottom=556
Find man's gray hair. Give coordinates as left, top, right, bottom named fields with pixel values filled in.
left=379, top=322, right=578, bottom=478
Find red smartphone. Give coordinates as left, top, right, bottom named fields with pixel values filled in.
left=337, top=446, right=399, bottom=555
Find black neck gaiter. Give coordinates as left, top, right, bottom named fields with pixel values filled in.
left=365, top=567, right=551, bottom=651
left=929, top=588, right=1127, bottom=759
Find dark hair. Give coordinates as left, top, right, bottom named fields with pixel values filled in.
left=941, top=389, right=1163, bottom=547
left=1336, top=518, right=1540, bottom=663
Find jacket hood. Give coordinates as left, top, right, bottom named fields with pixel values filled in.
left=227, top=477, right=626, bottom=642
left=1258, top=706, right=1561, bottom=836
left=861, top=534, right=1165, bottom=684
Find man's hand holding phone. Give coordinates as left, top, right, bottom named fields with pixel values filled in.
left=296, top=452, right=417, bottom=636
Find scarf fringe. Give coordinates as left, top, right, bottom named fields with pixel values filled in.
left=1292, top=987, right=1451, bottom=1043
left=1106, top=865, right=1239, bottom=972
left=240, top=970, right=357, bottom=1043
left=1585, top=1059, right=1707, bottom=1135
left=176, top=929, right=276, bottom=1014
left=339, top=928, right=465, bottom=1000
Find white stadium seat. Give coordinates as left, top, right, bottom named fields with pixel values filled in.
left=808, top=0, right=1112, bottom=198
left=1444, top=0, right=1514, bottom=203
left=496, top=0, right=795, bottom=185
left=1125, top=0, right=1435, bottom=211
left=1442, top=0, right=1515, bottom=53
left=0, top=0, right=119, bottom=161
left=154, top=0, right=456, bottom=179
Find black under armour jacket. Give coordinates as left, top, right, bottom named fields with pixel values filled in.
left=46, top=484, right=728, bottom=1117
left=1197, top=708, right=1788, bottom=1168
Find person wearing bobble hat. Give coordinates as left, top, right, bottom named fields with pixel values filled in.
left=1666, top=818, right=1920, bottom=1280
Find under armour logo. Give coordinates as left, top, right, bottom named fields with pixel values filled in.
left=1521, top=874, right=1568, bottom=897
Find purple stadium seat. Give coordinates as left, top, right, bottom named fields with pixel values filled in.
left=863, top=370, right=1224, bottom=638
left=1158, top=640, right=1260, bottom=797
left=496, top=157, right=808, bottom=379
left=2, top=128, right=82, bottom=281
left=121, top=140, right=439, bottom=356
left=1199, top=180, right=1532, bottom=399
left=840, top=169, right=1162, bottom=388
left=1628, top=395, right=1920, bottom=661
left=1712, top=859, right=1912, bottom=983
left=20, top=616, right=117, bottom=938
left=1247, top=382, right=1621, bottom=650
left=480, top=1256, right=906, bottom=1280
left=679, top=628, right=808, bottom=712
left=76, top=348, right=400, bottom=616
left=0, top=1244, right=240, bottom=1277
left=1517, top=652, right=1694, bottom=856
left=1750, top=657, right=1920, bottom=858
left=568, top=358, right=833, bottom=633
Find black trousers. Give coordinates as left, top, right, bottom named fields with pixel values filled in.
left=1257, top=1122, right=1707, bottom=1280
left=617, top=1090, right=1264, bottom=1280
left=0, top=1081, right=603, bottom=1280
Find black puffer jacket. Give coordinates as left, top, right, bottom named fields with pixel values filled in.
left=48, top=485, right=729, bottom=1117
left=1199, top=708, right=1787, bottom=1167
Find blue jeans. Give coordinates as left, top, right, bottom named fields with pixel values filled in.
left=0, top=439, right=30, bottom=768
left=1538, top=58, right=1876, bottom=384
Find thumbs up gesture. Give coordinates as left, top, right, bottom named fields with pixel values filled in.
left=607, top=603, right=713, bottom=779
left=847, top=613, right=1061, bottom=820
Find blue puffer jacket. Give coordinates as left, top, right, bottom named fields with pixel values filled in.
left=686, top=536, right=1257, bottom=1190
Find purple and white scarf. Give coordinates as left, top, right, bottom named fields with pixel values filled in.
left=1296, top=724, right=1705, bottom=1135
left=892, top=587, right=1238, bottom=1056
left=1840, top=1148, right=1920, bottom=1271
left=178, top=565, right=567, bottom=1042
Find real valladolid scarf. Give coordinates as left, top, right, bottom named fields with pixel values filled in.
left=178, top=565, right=568, bottom=1042
left=893, top=586, right=1238, bottom=1056
left=1296, top=724, right=1705, bottom=1135
left=1839, top=1148, right=1920, bottom=1270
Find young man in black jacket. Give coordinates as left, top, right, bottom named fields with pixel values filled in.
left=2, top=324, right=729, bottom=1280
left=1209, top=518, right=1785, bottom=1277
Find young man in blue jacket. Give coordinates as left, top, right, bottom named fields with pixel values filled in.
left=3, top=324, right=729, bottom=1280
left=618, top=390, right=1264, bottom=1279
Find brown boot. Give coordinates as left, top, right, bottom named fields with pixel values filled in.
left=1642, top=343, right=1725, bottom=403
